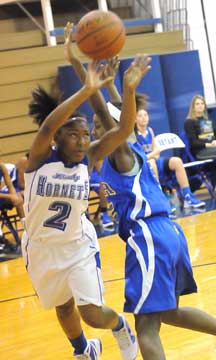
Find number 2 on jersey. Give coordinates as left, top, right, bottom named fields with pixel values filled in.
left=43, top=201, right=71, bottom=231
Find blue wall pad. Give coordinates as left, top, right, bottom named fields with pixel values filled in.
left=118, top=55, right=171, bottom=135
left=58, top=63, right=122, bottom=130
left=160, top=50, right=204, bottom=135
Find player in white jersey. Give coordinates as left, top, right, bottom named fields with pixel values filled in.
left=64, top=25, right=216, bottom=360
left=22, top=55, right=151, bottom=359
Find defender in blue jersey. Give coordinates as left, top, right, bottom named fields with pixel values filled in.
left=22, top=52, right=151, bottom=360
left=92, top=103, right=216, bottom=360
left=66, top=40, right=216, bottom=359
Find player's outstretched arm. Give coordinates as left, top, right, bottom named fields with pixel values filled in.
left=120, top=54, right=151, bottom=136
left=88, top=54, right=151, bottom=166
left=64, top=22, right=87, bottom=84
left=26, top=61, right=113, bottom=172
left=104, top=56, right=122, bottom=103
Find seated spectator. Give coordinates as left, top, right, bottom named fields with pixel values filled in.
left=0, top=162, right=23, bottom=215
left=134, top=103, right=205, bottom=209
left=184, top=94, right=216, bottom=160
left=0, top=162, right=24, bottom=249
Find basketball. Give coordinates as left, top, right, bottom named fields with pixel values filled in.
left=75, top=10, right=126, bottom=60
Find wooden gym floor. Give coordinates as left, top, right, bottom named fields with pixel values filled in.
left=0, top=209, right=216, bottom=359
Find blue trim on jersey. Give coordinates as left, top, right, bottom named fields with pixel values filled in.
left=24, top=234, right=30, bottom=270
left=27, top=170, right=38, bottom=213
left=95, top=251, right=101, bottom=269
left=94, top=251, right=103, bottom=303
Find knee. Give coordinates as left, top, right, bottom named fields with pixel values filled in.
left=135, top=313, right=161, bottom=338
left=135, top=314, right=162, bottom=353
left=79, top=305, right=115, bottom=329
left=56, top=297, right=75, bottom=318
left=169, top=156, right=183, bottom=170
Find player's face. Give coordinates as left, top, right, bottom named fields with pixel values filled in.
left=55, top=119, right=91, bottom=162
left=194, top=98, right=205, bottom=116
left=92, top=114, right=105, bottom=139
left=135, top=109, right=149, bottom=128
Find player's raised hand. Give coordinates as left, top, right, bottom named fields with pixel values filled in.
left=123, top=54, right=151, bottom=90
left=85, top=61, right=114, bottom=93
left=103, top=56, right=120, bottom=82
left=64, top=22, right=78, bottom=64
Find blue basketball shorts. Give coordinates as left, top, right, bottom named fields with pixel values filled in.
left=124, top=215, right=197, bottom=314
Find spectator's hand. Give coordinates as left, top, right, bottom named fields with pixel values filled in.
left=64, top=22, right=78, bottom=64
left=123, top=54, right=151, bottom=91
left=9, top=193, right=23, bottom=207
left=211, top=140, right=216, bottom=147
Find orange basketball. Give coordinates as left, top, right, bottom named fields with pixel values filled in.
left=75, top=10, right=126, bottom=60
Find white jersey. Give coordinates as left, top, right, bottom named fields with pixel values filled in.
left=24, top=150, right=90, bottom=245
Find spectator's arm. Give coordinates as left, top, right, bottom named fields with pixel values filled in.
left=184, top=119, right=209, bottom=150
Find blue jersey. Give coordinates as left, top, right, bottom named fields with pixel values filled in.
left=101, top=143, right=197, bottom=313
left=100, top=142, right=170, bottom=241
left=136, top=127, right=153, bottom=154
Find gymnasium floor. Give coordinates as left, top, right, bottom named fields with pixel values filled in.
left=0, top=189, right=216, bottom=359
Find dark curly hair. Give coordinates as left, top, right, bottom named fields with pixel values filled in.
left=29, top=86, right=60, bottom=127
left=29, top=85, right=86, bottom=128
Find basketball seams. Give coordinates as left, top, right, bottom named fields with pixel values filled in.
left=76, top=9, right=125, bottom=60
left=76, top=21, right=122, bottom=45
left=78, top=27, right=125, bottom=57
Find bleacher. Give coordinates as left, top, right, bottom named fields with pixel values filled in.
left=0, top=0, right=187, bottom=163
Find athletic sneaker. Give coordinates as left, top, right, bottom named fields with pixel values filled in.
left=74, top=339, right=102, bottom=359
left=112, top=315, right=138, bottom=360
left=101, top=212, right=114, bottom=228
left=183, top=193, right=206, bottom=209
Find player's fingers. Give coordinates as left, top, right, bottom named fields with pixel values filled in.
left=101, top=76, right=114, bottom=86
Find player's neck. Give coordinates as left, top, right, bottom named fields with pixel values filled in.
left=138, top=124, right=147, bottom=135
